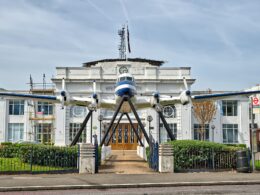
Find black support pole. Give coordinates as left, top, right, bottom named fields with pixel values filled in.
left=105, top=112, right=125, bottom=146
left=100, top=96, right=126, bottom=146
left=157, top=111, right=175, bottom=141
left=125, top=113, right=144, bottom=147
left=127, top=98, right=150, bottom=145
left=70, top=110, right=93, bottom=146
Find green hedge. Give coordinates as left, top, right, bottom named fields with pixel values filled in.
left=167, top=140, right=243, bottom=171
left=146, top=140, right=245, bottom=172
left=0, top=143, right=78, bottom=167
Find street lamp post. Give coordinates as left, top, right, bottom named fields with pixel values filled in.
left=211, top=124, right=215, bottom=142
left=98, top=114, right=104, bottom=144
left=147, top=115, right=153, bottom=136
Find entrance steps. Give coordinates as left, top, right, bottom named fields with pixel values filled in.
left=99, top=150, right=155, bottom=174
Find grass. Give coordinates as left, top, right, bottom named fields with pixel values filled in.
left=0, top=158, right=75, bottom=172
left=254, top=160, right=260, bottom=170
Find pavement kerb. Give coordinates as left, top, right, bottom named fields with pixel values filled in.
left=1, top=180, right=260, bottom=192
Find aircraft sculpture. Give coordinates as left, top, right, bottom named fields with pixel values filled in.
left=1, top=73, right=260, bottom=146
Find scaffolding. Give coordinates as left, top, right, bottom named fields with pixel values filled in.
left=28, top=74, right=56, bottom=144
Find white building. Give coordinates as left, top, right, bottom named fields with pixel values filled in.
left=0, top=58, right=259, bottom=150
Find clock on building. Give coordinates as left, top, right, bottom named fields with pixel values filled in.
left=119, top=66, right=128, bottom=74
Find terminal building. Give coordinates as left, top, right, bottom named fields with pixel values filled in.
left=0, top=57, right=260, bottom=150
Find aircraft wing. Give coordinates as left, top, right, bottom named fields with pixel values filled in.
left=0, top=92, right=59, bottom=103
left=0, top=91, right=116, bottom=109
left=134, top=96, right=182, bottom=109
left=159, top=96, right=183, bottom=106
left=134, top=97, right=151, bottom=109
left=192, top=90, right=260, bottom=101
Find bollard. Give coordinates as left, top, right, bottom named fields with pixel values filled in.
left=159, top=144, right=174, bottom=173
left=79, top=143, right=96, bottom=174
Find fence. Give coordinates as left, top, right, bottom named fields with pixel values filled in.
left=0, top=144, right=79, bottom=174
left=149, top=142, right=159, bottom=171
left=174, top=149, right=236, bottom=172
left=255, top=152, right=260, bottom=171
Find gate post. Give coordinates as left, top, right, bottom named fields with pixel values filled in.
left=79, top=143, right=96, bottom=174
left=159, top=144, right=174, bottom=173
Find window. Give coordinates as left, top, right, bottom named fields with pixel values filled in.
left=126, top=77, right=132, bottom=81
left=69, top=123, right=86, bottom=143
left=70, top=106, right=87, bottom=118
left=249, top=107, right=255, bottom=120
left=8, top=123, right=24, bottom=142
left=160, top=123, right=177, bottom=142
left=9, top=100, right=24, bottom=115
left=163, top=106, right=176, bottom=118
left=222, top=100, right=237, bottom=116
left=223, top=124, right=238, bottom=143
left=194, top=124, right=209, bottom=141
left=37, top=102, right=53, bottom=115
left=36, top=124, right=53, bottom=143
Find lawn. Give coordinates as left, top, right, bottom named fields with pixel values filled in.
left=0, top=158, right=76, bottom=172
left=254, top=160, right=260, bottom=170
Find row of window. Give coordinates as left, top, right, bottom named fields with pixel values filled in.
left=6, top=100, right=242, bottom=118
left=7, top=123, right=54, bottom=143
left=6, top=122, right=240, bottom=144
left=193, top=124, right=238, bottom=143
left=8, top=100, right=53, bottom=115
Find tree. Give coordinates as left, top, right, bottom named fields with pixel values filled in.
left=192, top=91, right=217, bottom=141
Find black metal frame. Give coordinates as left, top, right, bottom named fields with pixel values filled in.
left=104, top=112, right=144, bottom=147
left=101, top=96, right=150, bottom=147
left=157, top=110, right=175, bottom=141
left=70, top=110, right=93, bottom=146
left=70, top=95, right=175, bottom=147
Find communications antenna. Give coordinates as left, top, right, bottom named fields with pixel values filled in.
left=118, top=26, right=126, bottom=59
left=118, top=24, right=131, bottom=59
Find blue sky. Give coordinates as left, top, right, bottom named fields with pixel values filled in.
left=0, top=0, right=260, bottom=91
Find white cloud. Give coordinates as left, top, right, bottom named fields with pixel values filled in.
left=0, top=0, right=260, bottom=91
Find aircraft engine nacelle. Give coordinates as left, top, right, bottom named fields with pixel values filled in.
left=180, top=90, right=191, bottom=105
left=150, top=92, right=160, bottom=107
left=58, top=90, right=71, bottom=108
left=87, top=93, right=99, bottom=111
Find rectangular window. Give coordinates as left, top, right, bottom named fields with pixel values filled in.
left=249, top=107, right=256, bottom=120
left=222, top=100, right=237, bottom=116
left=8, top=123, right=24, bottom=142
left=9, top=100, right=24, bottom=115
left=69, top=123, right=86, bottom=143
left=36, top=124, right=53, bottom=143
left=160, top=123, right=177, bottom=142
left=194, top=124, right=209, bottom=141
left=37, top=102, right=53, bottom=115
left=222, top=124, right=238, bottom=143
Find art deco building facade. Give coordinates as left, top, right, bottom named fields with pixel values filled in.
left=0, top=58, right=259, bottom=150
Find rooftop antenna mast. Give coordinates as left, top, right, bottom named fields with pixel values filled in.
left=118, top=25, right=126, bottom=59
left=29, top=74, right=33, bottom=91
left=118, top=24, right=131, bottom=60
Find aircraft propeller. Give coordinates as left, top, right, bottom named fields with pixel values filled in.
left=60, top=78, right=68, bottom=109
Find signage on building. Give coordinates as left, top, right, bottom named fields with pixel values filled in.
left=252, top=97, right=260, bottom=107
left=252, top=97, right=260, bottom=114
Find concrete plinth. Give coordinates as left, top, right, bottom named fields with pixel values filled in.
left=101, top=145, right=111, bottom=164
left=159, top=144, right=174, bottom=173
left=79, top=143, right=96, bottom=174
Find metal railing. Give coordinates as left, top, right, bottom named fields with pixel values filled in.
left=254, top=152, right=260, bottom=171
left=174, top=149, right=236, bottom=172
left=149, top=141, right=159, bottom=171
left=0, top=144, right=79, bottom=174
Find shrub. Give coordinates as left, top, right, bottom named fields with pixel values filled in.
left=167, top=140, right=243, bottom=171
left=0, top=143, right=78, bottom=167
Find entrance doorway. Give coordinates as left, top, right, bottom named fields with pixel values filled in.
left=109, top=123, right=142, bottom=150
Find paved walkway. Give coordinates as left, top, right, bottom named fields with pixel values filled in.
left=99, top=150, right=154, bottom=174
left=1, top=172, right=260, bottom=192
left=1, top=150, right=260, bottom=192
